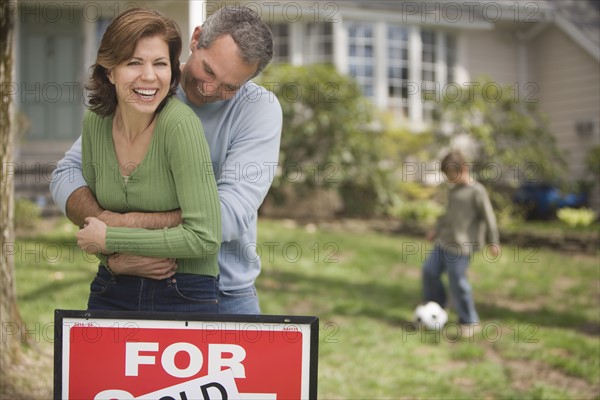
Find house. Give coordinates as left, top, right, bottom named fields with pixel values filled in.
left=259, top=0, right=600, bottom=209
left=11, top=0, right=600, bottom=212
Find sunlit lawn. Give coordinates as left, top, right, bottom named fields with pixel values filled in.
left=12, top=217, right=600, bottom=399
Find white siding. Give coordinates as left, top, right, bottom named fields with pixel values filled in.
left=529, top=25, right=600, bottom=181
left=459, top=22, right=600, bottom=209
left=463, top=29, right=519, bottom=84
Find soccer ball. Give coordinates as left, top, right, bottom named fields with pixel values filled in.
left=413, top=301, right=448, bottom=330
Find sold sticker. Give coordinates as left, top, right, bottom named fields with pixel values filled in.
left=93, top=369, right=240, bottom=399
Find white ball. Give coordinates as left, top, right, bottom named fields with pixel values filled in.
left=414, top=301, right=448, bottom=330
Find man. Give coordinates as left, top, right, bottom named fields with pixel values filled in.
left=50, top=6, right=282, bottom=314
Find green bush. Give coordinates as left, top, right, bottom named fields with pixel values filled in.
left=258, top=64, right=394, bottom=216
left=389, top=199, right=443, bottom=228
left=585, top=145, right=600, bottom=180
left=489, top=189, right=526, bottom=230
left=557, top=208, right=597, bottom=228
left=428, top=77, right=566, bottom=186
left=425, top=77, right=567, bottom=226
left=14, top=198, right=41, bottom=230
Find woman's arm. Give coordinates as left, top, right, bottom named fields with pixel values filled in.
left=78, top=112, right=221, bottom=259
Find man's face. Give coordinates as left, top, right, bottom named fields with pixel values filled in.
left=182, top=31, right=258, bottom=106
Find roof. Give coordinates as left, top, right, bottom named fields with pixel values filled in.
left=550, top=0, right=600, bottom=47
left=340, top=0, right=599, bottom=59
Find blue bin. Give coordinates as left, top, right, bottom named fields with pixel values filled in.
left=513, top=183, right=589, bottom=220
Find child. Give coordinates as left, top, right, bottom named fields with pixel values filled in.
left=422, top=150, right=500, bottom=327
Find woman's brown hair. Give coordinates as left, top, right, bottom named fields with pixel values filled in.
left=85, top=8, right=182, bottom=117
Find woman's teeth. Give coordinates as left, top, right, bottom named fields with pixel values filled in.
left=134, top=89, right=158, bottom=99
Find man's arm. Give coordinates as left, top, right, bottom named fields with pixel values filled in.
left=51, top=136, right=182, bottom=229
left=65, top=187, right=103, bottom=228
left=66, top=186, right=182, bottom=229
left=107, top=254, right=177, bottom=279
left=216, top=85, right=283, bottom=242
left=50, top=136, right=88, bottom=217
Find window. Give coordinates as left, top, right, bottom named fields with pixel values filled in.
left=343, top=23, right=458, bottom=124
left=96, top=18, right=112, bottom=48
left=387, top=25, right=409, bottom=119
left=446, top=34, right=457, bottom=84
left=269, top=23, right=290, bottom=63
left=421, top=29, right=437, bottom=122
left=304, top=22, right=333, bottom=64
left=346, top=22, right=375, bottom=98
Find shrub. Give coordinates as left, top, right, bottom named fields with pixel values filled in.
left=258, top=64, right=394, bottom=216
left=389, top=199, right=443, bottom=228
left=425, top=77, right=567, bottom=225
left=14, top=198, right=41, bottom=230
left=585, top=145, right=600, bottom=180
left=557, top=208, right=597, bottom=228
left=428, top=77, right=566, bottom=186
left=489, top=189, right=526, bottom=229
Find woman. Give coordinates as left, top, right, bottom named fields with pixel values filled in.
left=76, top=8, right=221, bottom=312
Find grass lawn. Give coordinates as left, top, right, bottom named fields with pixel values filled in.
left=9, top=217, right=600, bottom=399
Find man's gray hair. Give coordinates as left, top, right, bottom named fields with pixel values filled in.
left=198, top=6, right=273, bottom=78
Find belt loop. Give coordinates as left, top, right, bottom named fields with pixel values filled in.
left=103, top=264, right=117, bottom=283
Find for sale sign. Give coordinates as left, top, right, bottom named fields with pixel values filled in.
left=54, top=310, right=319, bottom=399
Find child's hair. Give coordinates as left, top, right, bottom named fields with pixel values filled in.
left=440, top=150, right=466, bottom=175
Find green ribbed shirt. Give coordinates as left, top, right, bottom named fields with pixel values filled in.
left=81, top=98, right=221, bottom=276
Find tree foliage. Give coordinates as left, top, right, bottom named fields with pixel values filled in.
left=257, top=68, right=567, bottom=219
left=585, top=145, right=600, bottom=180
left=429, top=78, right=566, bottom=186
left=258, top=64, right=393, bottom=215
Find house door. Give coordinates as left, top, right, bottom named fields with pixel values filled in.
left=19, top=8, right=84, bottom=141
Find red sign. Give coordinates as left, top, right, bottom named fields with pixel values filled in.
left=54, top=311, right=318, bottom=399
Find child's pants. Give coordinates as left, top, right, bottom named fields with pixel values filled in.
left=421, top=243, right=479, bottom=324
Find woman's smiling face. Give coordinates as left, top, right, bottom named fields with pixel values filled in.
left=108, top=35, right=172, bottom=115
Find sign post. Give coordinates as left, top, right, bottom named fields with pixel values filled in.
left=54, top=310, right=318, bottom=399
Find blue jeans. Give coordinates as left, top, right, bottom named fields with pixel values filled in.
left=218, top=285, right=261, bottom=315
left=87, top=266, right=219, bottom=313
left=422, top=244, right=479, bottom=324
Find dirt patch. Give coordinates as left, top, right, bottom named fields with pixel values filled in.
left=287, top=299, right=318, bottom=316
left=506, top=358, right=598, bottom=397
left=578, top=321, right=600, bottom=336
left=484, top=344, right=599, bottom=399
left=389, top=263, right=421, bottom=281
left=483, top=295, right=546, bottom=313
left=280, top=217, right=600, bottom=255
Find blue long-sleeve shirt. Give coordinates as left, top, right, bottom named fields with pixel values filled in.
left=50, top=81, right=283, bottom=290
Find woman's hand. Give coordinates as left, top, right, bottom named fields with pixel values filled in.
left=77, top=217, right=107, bottom=254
